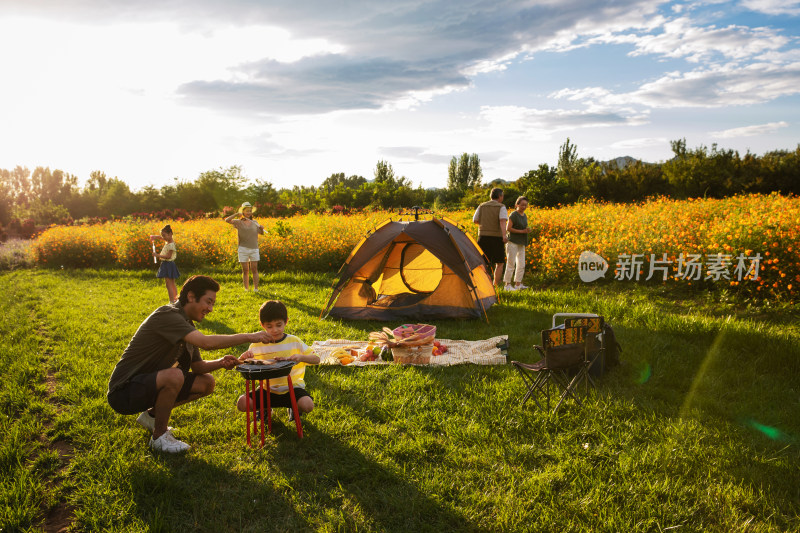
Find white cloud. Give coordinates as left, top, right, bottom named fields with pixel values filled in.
left=550, top=87, right=615, bottom=103
left=710, top=121, right=789, bottom=138
left=0, top=17, right=342, bottom=106
left=378, top=147, right=451, bottom=166
left=178, top=54, right=473, bottom=115
left=552, top=62, right=800, bottom=109
left=741, top=0, right=800, bottom=16
left=1, top=0, right=798, bottom=190
left=479, top=105, right=649, bottom=135
left=591, top=16, right=789, bottom=63
left=10, top=1, right=790, bottom=118
left=631, top=62, right=800, bottom=107
left=168, top=0, right=670, bottom=116
left=610, top=137, right=669, bottom=149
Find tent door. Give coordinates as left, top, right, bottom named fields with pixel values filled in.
left=398, top=243, right=443, bottom=294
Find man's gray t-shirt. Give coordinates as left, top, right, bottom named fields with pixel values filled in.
left=107, top=303, right=200, bottom=394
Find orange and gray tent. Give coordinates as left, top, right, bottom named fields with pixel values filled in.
left=321, top=217, right=497, bottom=321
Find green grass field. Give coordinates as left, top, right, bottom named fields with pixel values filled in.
left=2, top=269, right=799, bottom=532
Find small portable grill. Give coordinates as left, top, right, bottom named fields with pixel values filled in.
left=236, top=360, right=304, bottom=446
left=235, top=360, right=296, bottom=379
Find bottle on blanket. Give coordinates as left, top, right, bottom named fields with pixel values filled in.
left=381, top=345, right=393, bottom=362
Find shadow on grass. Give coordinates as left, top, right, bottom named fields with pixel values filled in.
left=199, top=318, right=238, bottom=335
left=316, top=310, right=800, bottom=525
left=610, top=317, right=800, bottom=426
left=591, top=317, right=800, bottom=517
left=46, top=267, right=158, bottom=281
left=127, top=454, right=312, bottom=532
left=267, top=421, right=488, bottom=533
left=261, top=271, right=334, bottom=289
left=274, top=293, right=330, bottom=320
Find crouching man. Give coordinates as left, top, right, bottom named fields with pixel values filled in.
left=107, top=275, right=271, bottom=453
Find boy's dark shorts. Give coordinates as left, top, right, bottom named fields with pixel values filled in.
left=107, top=370, right=198, bottom=415
left=478, top=235, right=507, bottom=264
left=245, top=387, right=312, bottom=409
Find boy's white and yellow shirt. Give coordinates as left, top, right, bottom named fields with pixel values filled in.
left=249, top=334, right=314, bottom=393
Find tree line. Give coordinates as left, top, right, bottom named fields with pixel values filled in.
left=1, top=139, right=798, bottom=232
left=524, top=138, right=800, bottom=206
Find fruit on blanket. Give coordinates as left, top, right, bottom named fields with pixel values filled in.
left=357, top=349, right=377, bottom=362
left=330, top=348, right=349, bottom=359
left=329, top=347, right=357, bottom=365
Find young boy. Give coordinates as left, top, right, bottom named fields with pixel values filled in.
left=236, top=300, right=319, bottom=420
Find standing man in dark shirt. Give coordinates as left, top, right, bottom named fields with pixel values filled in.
left=473, top=187, right=509, bottom=289
left=107, top=275, right=272, bottom=453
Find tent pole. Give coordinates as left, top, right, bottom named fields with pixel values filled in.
left=469, top=271, right=491, bottom=323
left=438, top=219, right=492, bottom=323
left=320, top=287, right=343, bottom=319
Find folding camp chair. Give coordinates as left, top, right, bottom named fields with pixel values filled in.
left=511, top=324, right=589, bottom=412
left=563, top=315, right=605, bottom=395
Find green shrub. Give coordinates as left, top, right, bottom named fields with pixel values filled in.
left=0, top=239, right=35, bottom=270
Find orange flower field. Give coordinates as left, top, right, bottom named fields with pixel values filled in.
left=34, top=193, right=800, bottom=301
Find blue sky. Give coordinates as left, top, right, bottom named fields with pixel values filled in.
left=0, top=0, right=798, bottom=191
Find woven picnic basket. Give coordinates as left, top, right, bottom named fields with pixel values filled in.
left=368, top=324, right=436, bottom=364
left=391, top=344, right=432, bottom=365
left=391, top=324, right=436, bottom=344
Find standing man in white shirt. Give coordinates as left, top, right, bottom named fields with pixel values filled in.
left=473, top=188, right=509, bottom=289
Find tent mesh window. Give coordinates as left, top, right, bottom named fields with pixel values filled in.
left=399, top=243, right=443, bottom=294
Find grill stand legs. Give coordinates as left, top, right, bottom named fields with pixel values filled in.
left=245, top=376, right=303, bottom=447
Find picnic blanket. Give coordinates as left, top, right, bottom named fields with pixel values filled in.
left=312, top=335, right=509, bottom=367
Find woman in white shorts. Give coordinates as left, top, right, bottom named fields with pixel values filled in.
left=224, top=202, right=265, bottom=291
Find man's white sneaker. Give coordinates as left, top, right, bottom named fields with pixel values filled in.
left=136, top=411, right=172, bottom=433
left=149, top=430, right=190, bottom=453
left=504, top=284, right=517, bottom=291
left=516, top=284, right=529, bottom=290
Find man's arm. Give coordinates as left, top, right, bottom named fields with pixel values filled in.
left=499, top=206, right=509, bottom=242
left=191, top=355, right=240, bottom=374
left=184, top=330, right=271, bottom=351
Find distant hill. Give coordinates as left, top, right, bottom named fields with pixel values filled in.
left=602, top=156, right=639, bottom=168
left=485, top=178, right=513, bottom=186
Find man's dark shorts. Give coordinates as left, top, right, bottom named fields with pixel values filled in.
left=478, top=235, right=506, bottom=264
left=107, top=370, right=198, bottom=415
left=245, top=387, right=312, bottom=409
